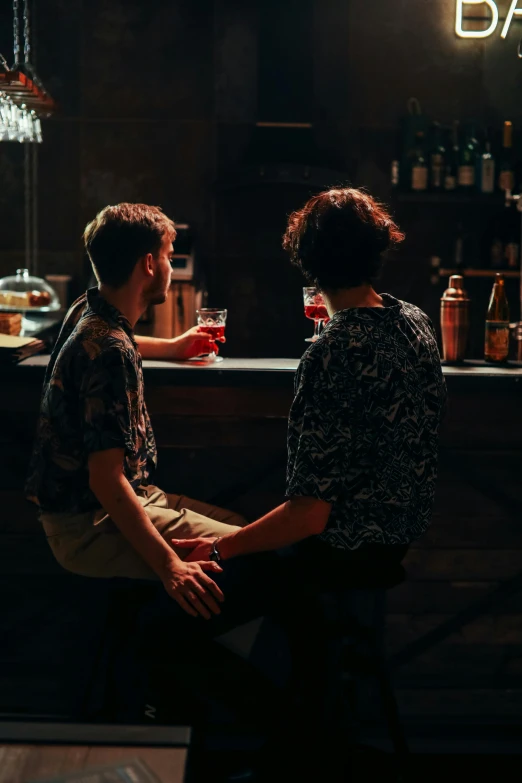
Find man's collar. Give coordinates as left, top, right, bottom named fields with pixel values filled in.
left=85, top=287, right=135, bottom=340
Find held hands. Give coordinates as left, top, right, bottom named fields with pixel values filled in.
left=169, top=326, right=226, bottom=361
left=161, top=557, right=224, bottom=619
left=172, top=537, right=216, bottom=563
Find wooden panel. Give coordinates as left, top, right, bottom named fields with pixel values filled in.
left=440, top=390, right=522, bottom=450
left=151, top=415, right=287, bottom=448
left=395, top=642, right=522, bottom=687
left=146, top=385, right=291, bottom=417
left=388, top=581, right=522, bottom=614
left=387, top=614, right=522, bottom=650
left=388, top=644, right=522, bottom=678
left=417, top=516, right=522, bottom=549
left=153, top=446, right=286, bottom=510
left=403, top=549, right=522, bottom=581
left=396, top=688, right=522, bottom=717
left=346, top=0, right=484, bottom=129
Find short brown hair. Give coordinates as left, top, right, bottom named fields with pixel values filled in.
left=282, top=188, right=404, bottom=290
left=83, top=203, right=176, bottom=288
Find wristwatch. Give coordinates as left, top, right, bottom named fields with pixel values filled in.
left=209, top=537, right=223, bottom=563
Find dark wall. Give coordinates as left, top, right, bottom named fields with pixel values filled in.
left=1, top=0, right=521, bottom=354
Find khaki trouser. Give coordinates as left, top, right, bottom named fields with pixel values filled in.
left=40, top=484, right=245, bottom=581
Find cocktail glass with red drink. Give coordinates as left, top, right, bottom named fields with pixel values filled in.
left=195, top=308, right=227, bottom=363
left=303, top=287, right=329, bottom=342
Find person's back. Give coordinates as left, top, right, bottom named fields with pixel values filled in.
left=288, top=294, right=445, bottom=551
left=26, top=287, right=153, bottom=514
left=26, top=202, right=246, bottom=621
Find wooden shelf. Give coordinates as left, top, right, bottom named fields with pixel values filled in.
left=439, top=268, right=520, bottom=278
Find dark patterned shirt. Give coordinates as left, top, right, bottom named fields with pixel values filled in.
left=286, top=295, right=447, bottom=551
left=25, top=287, right=157, bottom=514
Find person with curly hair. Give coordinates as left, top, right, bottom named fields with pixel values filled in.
left=177, top=187, right=447, bottom=582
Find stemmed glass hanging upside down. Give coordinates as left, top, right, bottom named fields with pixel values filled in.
left=303, top=287, right=330, bottom=342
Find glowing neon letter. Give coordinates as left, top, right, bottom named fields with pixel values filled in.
left=501, top=0, right=522, bottom=37
left=455, top=0, right=499, bottom=38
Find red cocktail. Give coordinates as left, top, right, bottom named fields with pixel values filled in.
left=195, top=308, right=227, bottom=363
left=303, top=287, right=329, bottom=341
left=305, top=304, right=329, bottom=322
left=205, top=325, right=226, bottom=341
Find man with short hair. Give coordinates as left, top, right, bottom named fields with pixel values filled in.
left=26, top=203, right=245, bottom=618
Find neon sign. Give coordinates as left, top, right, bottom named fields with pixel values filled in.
left=456, top=0, right=522, bottom=38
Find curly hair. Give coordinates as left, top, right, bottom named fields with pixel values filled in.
left=282, top=188, right=405, bottom=290
left=84, top=203, right=176, bottom=289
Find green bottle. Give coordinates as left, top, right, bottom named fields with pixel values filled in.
left=411, top=131, right=428, bottom=192
left=458, top=124, right=477, bottom=189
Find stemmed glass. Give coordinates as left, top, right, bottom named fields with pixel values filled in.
left=303, top=287, right=329, bottom=342
left=193, top=307, right=227, bottom=363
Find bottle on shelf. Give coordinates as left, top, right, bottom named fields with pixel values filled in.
left=498, top=121, right=515, bottom=193
left=410, top=131, right=428, bottom=191
left=504, top=202, right=520, bottom=270
left=444, top=122, right=459, bottom=191
left=479, top=133, right=496, bottom=194
left=391, top=159, right=400, bottom=189
left=458, top=123, right=477, bottom=189
left=429, top=122, right=446, bottom=190
left=484, top=273, right=510, bottom=363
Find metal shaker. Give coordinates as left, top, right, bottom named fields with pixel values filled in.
left=440, top=275, right=470, bottom=362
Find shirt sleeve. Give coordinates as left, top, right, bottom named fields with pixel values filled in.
left=285, top=353, right=349, bottom=504
left=79, top=348, right=137, bottom=456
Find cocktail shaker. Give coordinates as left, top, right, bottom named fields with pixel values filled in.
left=440, top=275, right=470, bottom=362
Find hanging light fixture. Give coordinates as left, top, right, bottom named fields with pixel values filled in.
left=0, top=0, right=56, bottom=143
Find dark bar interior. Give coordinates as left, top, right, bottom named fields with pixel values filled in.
left=1, top=2, right=522, bottom=781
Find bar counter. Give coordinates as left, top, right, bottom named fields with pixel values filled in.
left=4, top=354, right=522, bottom=451
left=1, top=355, right=522, bottom=723
left=7, top=353, right=522, bottom=388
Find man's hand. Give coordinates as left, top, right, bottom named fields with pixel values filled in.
left=87, top=450, right=225, bottom=620
left=161, top=557, right=224, bottom=619
left=169, top=326, right=226, bottom=361
left=171, top=537, right=216, bottom=563
left=135, top=328, right=226, bottom=361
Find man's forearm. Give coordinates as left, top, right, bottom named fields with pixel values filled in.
left=219, top=497, right=331, bottom=560
left=135, top=335, right=173, bottom=360
left=91, top=473, right=178, bottom=577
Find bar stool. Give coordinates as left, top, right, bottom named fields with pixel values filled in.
left=319, top=566, right=409, bottom=779
left=78, top=578, right=163, bottom=723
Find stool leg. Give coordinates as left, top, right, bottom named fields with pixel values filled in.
left=348, top=590, right=409, bottom=780
left=375, top=662, right=409, bottom=758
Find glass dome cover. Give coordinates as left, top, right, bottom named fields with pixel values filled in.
left=0, top=268, right=60, bottom=312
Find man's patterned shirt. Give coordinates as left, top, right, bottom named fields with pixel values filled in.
left=25, top=287, right=157, bottom=514
left=286, top=295, right=447, bottom=551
